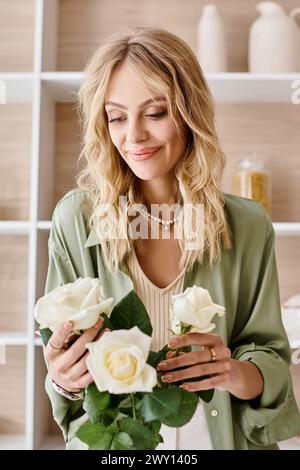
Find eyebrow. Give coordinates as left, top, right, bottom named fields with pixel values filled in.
left=104, top=96, right=166, bottom=110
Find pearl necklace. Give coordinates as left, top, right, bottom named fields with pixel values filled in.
left=140, top=206, right=182, bottom=232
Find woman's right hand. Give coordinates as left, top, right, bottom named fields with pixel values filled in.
left=45, top=317, right=105, bottom=392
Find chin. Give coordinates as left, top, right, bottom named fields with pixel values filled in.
left=130, top=169, right=163, bottom=181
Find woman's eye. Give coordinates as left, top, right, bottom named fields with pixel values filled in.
left=108, top=117, right=123, bottom=123
left=146, top=111, right=167, bottom=119
left=108, top=111, right=166, bottom=124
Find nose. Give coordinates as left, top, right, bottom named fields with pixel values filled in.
left=126, top=117, right=147, bottom=143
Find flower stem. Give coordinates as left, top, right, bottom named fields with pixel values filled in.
left=131, top=393, right=136, bottom=420
left=174, top=346, right=183, bottom=357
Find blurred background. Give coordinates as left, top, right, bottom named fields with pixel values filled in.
left=0, top=0, right=299, bottom=450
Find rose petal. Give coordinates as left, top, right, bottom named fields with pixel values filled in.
left=34, top=277, right=113, bottom=333
left=86, top=327, right=157, bottom=394
left=170, top=285, right=225, bottom=335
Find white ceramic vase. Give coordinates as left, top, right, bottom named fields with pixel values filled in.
left=249, top=1, right=300, bottom=73
left=197, top=4, right=227, bottom=73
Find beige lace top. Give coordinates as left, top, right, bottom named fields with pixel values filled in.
left=125, top=249, right=213, bottom=450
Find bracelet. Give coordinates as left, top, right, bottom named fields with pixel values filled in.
left=52, top=380, right=84, bottom=401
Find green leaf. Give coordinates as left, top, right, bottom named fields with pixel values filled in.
left=197, top=388, right=214, bottom=403
left=100, top=312, right=114, bottom=330
left=118, top=417, right=161, bottom=450
left=83, top=383, right=111, bottom=423
left=76, top=419, right=135, bottom=450
left=148, top=344, right=192, bottom=369
left=68, top=399, right=85, bottom=420
left=98, top=409, right=119, bottom=426
left=115, top=411, right=131, bottom=421
left=110, top=432, right=133, bottom=450
left=117, top=395, right=134, bottom=410
left=76, top=421, right=113, bottom=450
left=147, top=351, right=160, bottom=368
left=40, top=328, right=52, bottom=346
left=109, top=290, right=152, bottom=336
left=138, top=387, right=199, bottom=427
left=148, top=420, right=163, bottom=443
left=89, top=434, right=113, bottom=450
left=162, top=387, right=199, bottom=427
left=147, top=345, right=170, bottom=368
left=110, top=393, right=128, bottom=407
left=105, top=420, right=119, bottom=434
left=76, top=415, right=140, bottom=450
left=109, top=394, right=137, bottom=419
left=137, top=389, right=181, bottom=423
left=180, top=323, right=192, bottom=335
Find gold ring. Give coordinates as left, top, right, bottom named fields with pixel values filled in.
left=209, top=347, right=217, bottom=362
left=49, top=340, right=63, bottom=351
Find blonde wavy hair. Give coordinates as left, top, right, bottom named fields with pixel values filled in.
left=75, top=26, right=232, bottom=275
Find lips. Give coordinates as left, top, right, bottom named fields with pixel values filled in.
left=127, top=146, right=161, bottom=161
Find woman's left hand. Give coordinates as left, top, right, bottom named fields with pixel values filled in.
left=157, top=332, right=233, bottom=392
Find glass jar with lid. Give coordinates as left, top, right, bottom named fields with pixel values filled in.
left=232, top=154, right=271, bottom=215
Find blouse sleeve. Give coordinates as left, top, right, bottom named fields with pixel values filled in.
left=43, top=241, right=84, bottom=442
left=230, top=218, right=300, bottom=446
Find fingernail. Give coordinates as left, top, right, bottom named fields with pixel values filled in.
left=64, top=320, right=72, bottom=329
left=180, top=384, right=190, bottom=390
left=161, top=375, right=173, bottom=382
left=157, top=362, right=167, bottom=370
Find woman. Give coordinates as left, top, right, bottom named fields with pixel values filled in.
left=43, top=27, right=300, bottom=450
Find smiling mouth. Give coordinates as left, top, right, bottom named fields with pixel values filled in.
left=128, top=147, right=161, bottom=161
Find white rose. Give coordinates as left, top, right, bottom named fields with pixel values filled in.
left=86, top=326, right=157, bottom=394
left=170, top=285, right=225, bottom=334
left=34, top=277, right=114, bottom=333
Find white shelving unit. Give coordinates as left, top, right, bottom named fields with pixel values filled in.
left=0, top=73, right=34, bottom=103
left=0, top=332, right=28, bottom=346
left=1, top=71, right=299, bottom=104
left=0, top=0, right=299, bottom=450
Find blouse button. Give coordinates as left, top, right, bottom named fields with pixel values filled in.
left=210, top=409, right=218, bottom=417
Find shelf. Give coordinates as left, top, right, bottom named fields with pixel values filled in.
left=0, top=434, right=26, bottom=450
left=206, top=73, right=300, bottom=103
left=37, top=220, right=300, bottom=237
left=37, top=221, right=52, bottom=230
left=0, top=221, right=30, bottom=235
left=0, top=73, right=33, bottom=103
left=0, top=332, right=28, bottom=346
left=41, top=72, right=83, bottom=102
left=40, top=72, right=300, bottom=103
left=273, top=223, right=300, bottom=237
left=35, top=336, right=43, bottom=347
